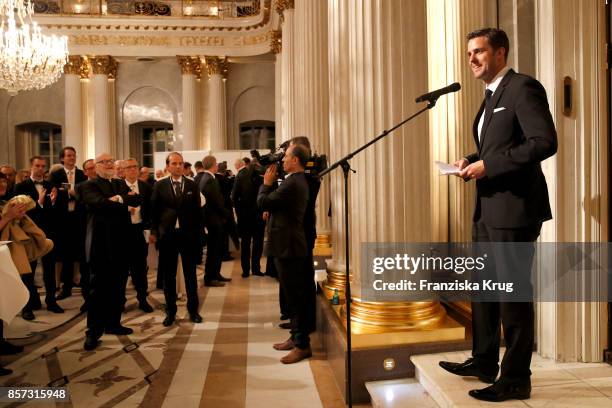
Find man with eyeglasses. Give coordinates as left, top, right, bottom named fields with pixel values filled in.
left=80, top=153, right=142, bottom=350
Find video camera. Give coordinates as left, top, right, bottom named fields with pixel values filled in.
left=250, top=141, right=328, bottom=180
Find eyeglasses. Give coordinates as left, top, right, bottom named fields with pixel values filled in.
left=96, top=159, right=114, bottom=165
left=124, top=165, right=138, bottom=169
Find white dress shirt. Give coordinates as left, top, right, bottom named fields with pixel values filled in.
left=477, top=66, right=511, bottom=141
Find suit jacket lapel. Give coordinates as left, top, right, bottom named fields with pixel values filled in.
left=479, top=69, right=515, bottom=150
left=473, top=99, right=486, bottom=150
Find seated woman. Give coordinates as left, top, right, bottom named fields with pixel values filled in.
left=0, top=173, right=28, bottom=376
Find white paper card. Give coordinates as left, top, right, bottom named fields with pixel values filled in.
left=435, top=161, right=461, bottom=175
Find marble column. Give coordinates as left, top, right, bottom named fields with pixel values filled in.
left=331, top=0, right=445, bottom=332
left=325, top=0, right=351, bottom=298
left=205, top=56, right=228, bottom=152
left=276, top=0, right=296, bottom=141
left=90, top=56, right=116, bottom=156
left=63, top=55, right=89, bottom=159
left=294, top=0, right=332, bottom=242
left=271, top=30, right=283, bottom=147
left=177, top=56, right=201, bottom=151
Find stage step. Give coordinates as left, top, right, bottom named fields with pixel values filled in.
left=365, top=378, right=439, bottom=408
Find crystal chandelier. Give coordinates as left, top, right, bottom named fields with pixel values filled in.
left=0, top=0, right=68, bottom=95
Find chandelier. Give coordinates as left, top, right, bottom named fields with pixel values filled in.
left=0, top=0, right=68, bottom=95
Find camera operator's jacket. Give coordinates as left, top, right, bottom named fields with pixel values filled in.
left=257, top=172, right=309, bottom=259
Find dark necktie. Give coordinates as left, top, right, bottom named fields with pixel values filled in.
left=484, top=89, right=493, bottom=112
left=173, top=181, right=182, bottom=198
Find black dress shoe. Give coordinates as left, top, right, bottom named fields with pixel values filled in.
left=241, top=273, right=250, bottom=278
left=84, top=334, right=100, bottom=351
left=278, top=322, right=292, bottom=330
left=105, top=325, right=134, bottom=335
left=189, top=313, right=203, bottom=323
left=204, top=281, right=225, bottom=287
left=46, top=303, right=65, bottom=313
left=217, top=276, right=232, bottom=282
left=280, top=314, right=290, bottom=321
left=138, top=301, right=154, bottom=313
left=0, top=366, right=13, bottom=376
left=439, top=358, right=498, bottom=383
left=21, top=309, right=35, bottom=321
left=252, top=271, right=265, bottom=276
left=469, top=379, right=531, bottom=402
left=56, top=290, right=72, bottom=300
left=163, top=315, right=176, bottom=327
left=0, top=340, right=24, bottom=356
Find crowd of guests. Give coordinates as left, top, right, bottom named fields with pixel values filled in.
left=0, top=136, right=319, bottom=372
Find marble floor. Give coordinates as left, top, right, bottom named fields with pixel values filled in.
left=0, top=259, right=355, bottom=408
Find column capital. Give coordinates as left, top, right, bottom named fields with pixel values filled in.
left=176, top=55, right=203, bottom=78
left=91, top=56, right=118, bottom=78
left=274, top=0, right=294, bottom=21
left=270, top=30, right=282, bottom=54
left=204, top=56, right=229, bottom=79
left=64, top=55, right=90, bottom=79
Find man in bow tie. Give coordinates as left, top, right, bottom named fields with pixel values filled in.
left=150, top=152, right=204, bottom=327
left=440, top=28, right=557, bottom=402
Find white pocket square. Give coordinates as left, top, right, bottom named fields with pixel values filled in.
left=493, top=107, right=506, bottom=113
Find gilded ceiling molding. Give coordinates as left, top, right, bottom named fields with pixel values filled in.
left=64, top=55, right=91, bottom=79
left=177, top=55, right=203, bottom=78
left=204, top=56, right=229, bottom=78
left=270, top=29, right=281, bottom=54
left=90, top=55, right=118, bottom=78
left=274, top=0, right=294, bottom=22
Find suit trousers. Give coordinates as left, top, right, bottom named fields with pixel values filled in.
left=59, top=211, right=81, bottom=291
left=471, top=220, right=541, bottom=381
left=275, top=256, right=312, bottom=349
left=28, top=251, right=57, bottom=306
left=122, top=223, right=149, bottom=304
left=87, top=258, right=127, bottom=336
left=159, top=228, right=199, bottom=315
left=204, top=224, right=224, bottom=283
left=239, top=221, right=264, bottom=275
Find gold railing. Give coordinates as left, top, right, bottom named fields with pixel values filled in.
left=32, top=0, right=261, bottom=18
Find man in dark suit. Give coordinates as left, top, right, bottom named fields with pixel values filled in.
left=216, top=161, right=239, bottom=260
left=150, top=152, right=203, bottom=327
left=80, top=153, right=142, bottom=350
left=199, top=155, right=231, bottom=287
left=258, top=144, right=311, bottom=364
left=14, top=156, right=63, bottom=319
left=122, top=158, right=153, bottom=313
left=49, top=146, right=87, bottom=299
left=75, top=159, right=96, bottom=312
left=439, top=28, right=557, bottom=402
left=231, top=159, right=265, bottom=277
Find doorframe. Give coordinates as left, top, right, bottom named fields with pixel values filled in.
left=605, top=0, right=612, bottom=365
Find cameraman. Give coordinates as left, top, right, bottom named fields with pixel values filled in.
left=257, top=143, right=311, bottom=364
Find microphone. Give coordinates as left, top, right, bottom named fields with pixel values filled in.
left=415, top=82, right=461, bottom=103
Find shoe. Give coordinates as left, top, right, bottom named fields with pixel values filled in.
left=273, top=338, right=294, bottom=351
left=0, top=340, right=23, bottom=356
left=189, top=312, right=203, bottom=323
left=105, top=325, right=133, bottom=335
left=218, top=276, right=232, bottom=282
left=46, top=303, right=65, bottom=313
left=204, top=281, right=225, bottom=287
left=280, top=346, right=312, bottom=364
left=265, top=272, right=278, bottom=278
left=222, top=255, right=234, bottom=262
left=84, top=334, right=100, bottom=351
left=138, top=301, right=154, bottom=313
left=278, top=322, right=292, bottom=330
left=252, top=271, right=265, bottom=276
left=280, top=314, right=290, bottom=321
left=21, top=309, right=35, bottom=321
left=163, top=315, right=176, bottom=327
left=469, top=379, right=531, bottom=402
left=439, top=358, right=498, bottom=383
left=0, top=366, right=13, bottom=376
left=241, top=273, right=250, bottom=278
left=56, top=290, right=72, bottom=300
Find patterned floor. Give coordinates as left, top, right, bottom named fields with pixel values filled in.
left=1, top=259, right=349, bottom=408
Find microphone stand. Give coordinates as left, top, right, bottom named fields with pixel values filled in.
left=318, top=98, right=438, bottom=408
